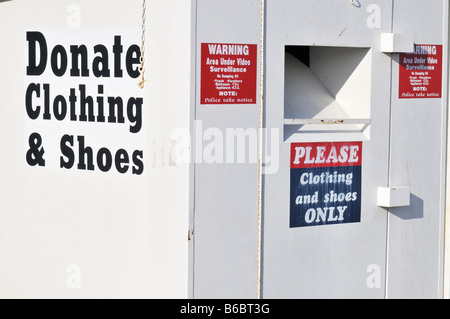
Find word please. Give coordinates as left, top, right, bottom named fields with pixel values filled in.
left=293, top=145, right=360, bottom=165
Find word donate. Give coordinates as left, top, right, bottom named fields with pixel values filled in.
left=290, top=142, right=362, bottom=228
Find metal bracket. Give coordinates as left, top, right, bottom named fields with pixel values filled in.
left=377, top=186, right=411, bottom=208
left=381, top=33, right=414, bottom=53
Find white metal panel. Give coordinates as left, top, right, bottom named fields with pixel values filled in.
left=262, top=0, right=393, bottom=298
left=193, top=0, right=261, bottom=298
left=446, top=0, right=450, bottom=298
left=387, top=0, right=448, bottom=299
left=0, top=0, right=192, bottom=298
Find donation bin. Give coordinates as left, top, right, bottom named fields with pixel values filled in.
left=1, top=0, right=450, bottom=299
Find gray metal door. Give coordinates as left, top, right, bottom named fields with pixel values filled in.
left=385, top=0, right=447, bottom=299
left=262, top=0, right=447, bottom=298
left=191, top=0, right=447, bottom=299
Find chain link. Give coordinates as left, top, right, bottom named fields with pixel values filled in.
left=138, top=0, right=146, bottom=88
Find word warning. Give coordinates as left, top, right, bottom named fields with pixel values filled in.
left=399, top=44, right=443, bottom=99
left=290, top=142, right=362, bottom=228
left=201, top=43, right=257, bottom=104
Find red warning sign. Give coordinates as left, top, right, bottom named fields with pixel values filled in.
left=201, top=43, right=257, bottom=104
left=399, top=44, right=442, bottom=99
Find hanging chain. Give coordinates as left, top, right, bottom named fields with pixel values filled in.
left=138, top=0, right=147, bottom=88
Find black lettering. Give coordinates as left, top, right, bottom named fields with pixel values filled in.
left=25, top=83, right=40, bottom=119
left=26, top=31, right=47, bottom=76
left=79, top=84, right=95, bottom=122
left=115, top=149, right=129, bottom=174
left=93, top=44, right=111, bottom=77
left=96, top=85, right=105, bottom=122
left=77, top=136, right=94, bottom=170
left=127, top=97, right=143, bottom=133
left=43, top=83, right=51, bottom=120
left=69, top=88, right=77, bottom=121
left=107, top=96, right=125, bottom=123
left=132, top=150, right=144, bottom=175
left=50, top=45, right=68, bottom=77
left=70, top=45, right=89, bottom=77
left=97, top=148, right=112, bottom=172
left=126, top=44, right=141, bottom=78
left=26, top=133, right=45, bottom=167
left=60, top=134, right=75, bottom=169
left=113, top=36, right=123, bottom=77
left=53, top=95, right=67, bottom=121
